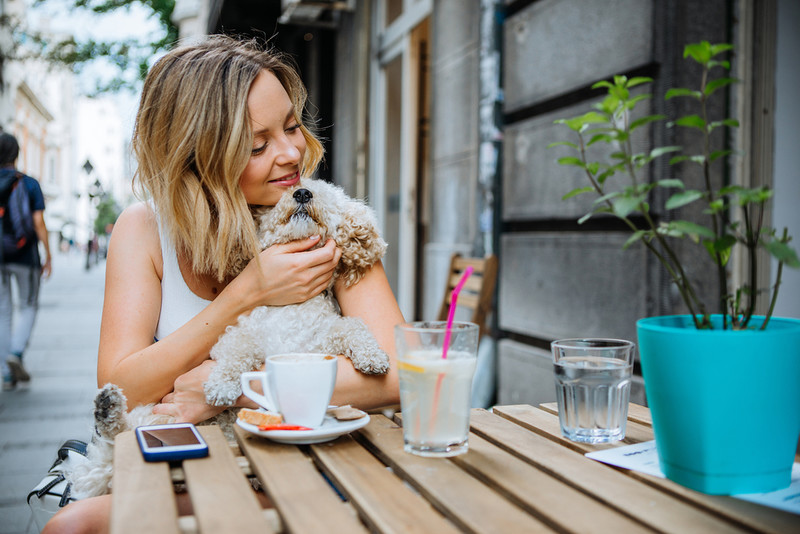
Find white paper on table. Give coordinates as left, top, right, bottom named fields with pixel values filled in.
left=585, top=441, right=800, bottom=515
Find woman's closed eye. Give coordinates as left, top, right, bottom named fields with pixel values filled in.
left=251, top=124, right=303, bottom=156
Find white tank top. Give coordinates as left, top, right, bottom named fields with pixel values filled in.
left=155, top=215, right=211, bottom=341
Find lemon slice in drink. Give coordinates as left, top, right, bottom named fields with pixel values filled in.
left=398, top=361, right=426, bottom=373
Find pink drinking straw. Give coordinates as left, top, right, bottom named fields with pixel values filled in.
left=430, top=266, right=474, bottom=435
left=441, top=265, right=474, bottom=359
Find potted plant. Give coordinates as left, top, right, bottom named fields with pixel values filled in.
left=550, top=41, right=800, bottom=495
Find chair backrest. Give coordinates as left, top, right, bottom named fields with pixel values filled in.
left=437, top=253, right=498, bottom=338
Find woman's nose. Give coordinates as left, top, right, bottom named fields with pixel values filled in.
left=274, top=135, right=302, bottom=165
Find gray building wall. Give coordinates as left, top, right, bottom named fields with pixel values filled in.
left=496, top=0, right=730, bottom=407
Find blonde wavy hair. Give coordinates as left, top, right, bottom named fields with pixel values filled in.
left=132, top=34, right=324, bottom=281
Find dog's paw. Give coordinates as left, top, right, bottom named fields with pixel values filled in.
left=349, top=350, right=390, bottom=375
left=94, top=384, right=130, bottom=439
left=204, top=382, right=241, bottom=407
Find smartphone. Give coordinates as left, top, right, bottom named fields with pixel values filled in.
left=134, top=422, right=209, bottom=462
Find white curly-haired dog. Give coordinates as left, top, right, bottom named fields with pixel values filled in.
left=67, top=178, right=390, bottom=499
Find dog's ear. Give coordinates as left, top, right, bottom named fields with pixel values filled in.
left=335, top=200, right=387, bottom=287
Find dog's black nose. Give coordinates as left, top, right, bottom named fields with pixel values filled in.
left=293, top=189, right=313, bottom=204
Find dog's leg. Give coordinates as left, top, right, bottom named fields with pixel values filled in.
left=325, top=317, right=390, bottom=374
left=67, top=384, right=132, bottom=499
left=93, top=383, right=131, bottom=440
left=206, top=311, right=267, bottom=406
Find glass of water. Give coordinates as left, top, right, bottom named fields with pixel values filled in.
left=551, top=338, right=635, bottom=443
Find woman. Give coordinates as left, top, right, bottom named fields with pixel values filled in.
left=43, top=35, right=403, bottom=533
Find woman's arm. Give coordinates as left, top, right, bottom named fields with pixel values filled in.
left=97, top=203, right=341, bottom=411
left=330, top=260, right=405, bottom=410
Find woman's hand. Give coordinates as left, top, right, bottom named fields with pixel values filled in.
left=232, top=236, right=342, bottom=307
left=152, top=360, right=226, bottom=424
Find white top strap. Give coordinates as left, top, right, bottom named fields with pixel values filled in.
left=154, top=211, right=210, bottom=341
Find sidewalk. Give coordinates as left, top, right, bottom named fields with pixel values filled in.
left=0, top=252, right=106, bottom=534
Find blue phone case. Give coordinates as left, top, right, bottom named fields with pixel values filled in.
left=134, top=423, right=209, bottom=462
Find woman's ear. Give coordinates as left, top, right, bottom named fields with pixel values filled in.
left=335, top=201, right=387, bottom=287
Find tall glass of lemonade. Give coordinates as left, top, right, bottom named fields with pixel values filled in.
left=395, top=322, right=479, bottom=457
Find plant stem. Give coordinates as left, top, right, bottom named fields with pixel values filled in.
left=762, top=228, right=789, bottom=330
left=699, top=65, right=729, bottom=327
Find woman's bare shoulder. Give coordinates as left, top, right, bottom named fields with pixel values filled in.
left=108, top=202, right=162, bottom=275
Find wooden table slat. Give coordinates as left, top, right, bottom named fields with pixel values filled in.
left=310, top=428, right=462, bottom=534
left=111, top=431, right=181, bottom=534
left=451, top=431, right=652, bottom=533
left=499, top=405, right=800, bottom=534
left=183, top=426, right=274, bottom=534
left=234, top=425, right=368, bottom=534
left=470, top=408, right=753, bottom=534
left=361, top=415, right=555, bottom=534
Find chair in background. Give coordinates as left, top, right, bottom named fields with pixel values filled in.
left=437, top=253, right=498, bottom=338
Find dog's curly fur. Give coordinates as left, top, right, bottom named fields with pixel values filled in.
left=67, top=179, right=389, bottom=498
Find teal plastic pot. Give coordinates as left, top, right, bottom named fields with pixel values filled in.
left=637, top=315, right=800, bottom=495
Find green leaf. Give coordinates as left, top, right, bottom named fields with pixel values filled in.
left=675, top=115, right=707, bottom=130
left=547, top=141, right=579, bottom=150
left=712, top=234, right=737, bottom=252
left=709, top=119, right=740, bottom=131
left=623, top=230, right=647, bottom=249
left=708, top=149, right=732, bottom=162
left=555, top=111, right=607, bottom=131
left=597, top=95, right=622, bottom=115
left=629, top=114, right=665, bottom=131
left=710, top=43, right=734, bottom=57
left=562, top=186, right=595, bottom=200
left=650, top=146, right=682, bottom=159
left=670, top=154, right=706, bottom=165
left=708, top=199, right=725, bottom=213
left=665, top=88, right=703, bottom=100
left=595, top=191, right=621, bottom=205
left=612, top=196, right=644, bottom=218
left=656, top=179, right=685, bottom=189
left=587, top=133, right=615, bottom=146
left=592, top=80, right=614, bottom=90
left=557, top=156, right=585, bottom=167
left=684, top=41, right=712, bottom=64
left=596, top=169, right=616, bottom=184
left=578, top=212, right=593, bottom=224
left=668, top=220, right=716, bottom=239
left=722, top=185, right=773, bottom=205
left=626, top=77, right=653, bottom=88
left=622, top=94, right=652, bottom=112
left=704, top=234, right=737, bottom=265
left=586, top=162, right=600, bottom=175
left=666, top=190, right=705, bottom=209
left=763, top=241, right=800, bottom=268
left=705, top=77, right=737, bottom=95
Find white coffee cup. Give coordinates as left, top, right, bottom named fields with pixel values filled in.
left=240, top=353, right=338, bottom=428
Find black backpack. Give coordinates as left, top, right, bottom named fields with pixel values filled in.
left=0, top=171, right=36, bottom=260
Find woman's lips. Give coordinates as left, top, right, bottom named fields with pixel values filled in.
left=268, top=172, right=300, bottom=187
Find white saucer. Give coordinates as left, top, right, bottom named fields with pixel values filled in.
left=237, top=412, right=370, bottom=445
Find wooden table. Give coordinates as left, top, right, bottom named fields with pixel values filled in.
left=111, top=403, right=799, bottom=533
